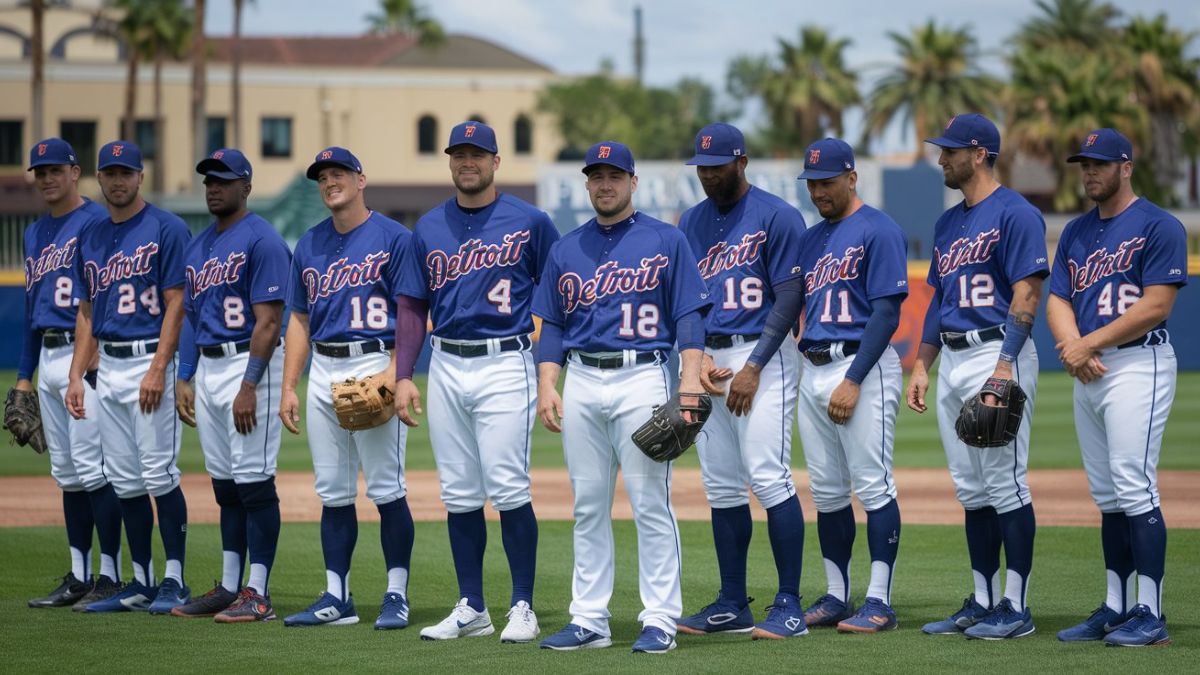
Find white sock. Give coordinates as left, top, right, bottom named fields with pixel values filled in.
left=823, top=558, right=848, bottom=602
left=100, top=552, right=119, bottom=582
left=387, top=567, right=408, bottom=596
left=866, top=560, right=893, bottom=605
left=1136, top=574, right=1161, bottom=618
left=1004, top=569, right=1028, bottom=612
left=972, top=569, right=999, bottom=608
left=326, top=570, right=347, bottom=602
left=70, top=546, right=87, bottom=581
left=222, top=550, right=243, bottom=592
left=248, top=563, right=268, bottom=596
left=133, top=561, right=153, bottom=586
left=164, top=559, right=182, bottom=584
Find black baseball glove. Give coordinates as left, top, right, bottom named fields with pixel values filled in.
left=631, top=392, right=712, bottom=462
left=4, top=388, right=47, bottom=454
left=955, top=377, right=1027, bottom=448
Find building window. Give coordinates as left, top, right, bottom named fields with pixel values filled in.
left=417, top=115, right=437, bottom=155
left=59, top=120, right=96, bottom=174
left=0, top=120, right=21, bottom=166
left=514, top=115, right=532, bottom=155
left=261, top=117, right=292, bottom=158
left=134, top=119, right=157, bottom=160
left=206, top=117, right=227, bottom=155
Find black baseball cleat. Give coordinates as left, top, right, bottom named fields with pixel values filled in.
left=72, top=575, right=122, bottom=612
left=29, top=572, right=92, bottom=608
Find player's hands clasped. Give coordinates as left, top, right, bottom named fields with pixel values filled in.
left=279, top=388, right=301, bottom=434
left=175, top=379, right=197, bottom=427
left=394, top=378, right=423, bottom=428
left=139, top=365, right=166, bottom=414
left=65, top=378, right=86, bottom=420
left=905, top=365, right=929, bottom=413
left=232, top=382, right=258, bottom=435
left=538, top=383, right=564, bottom=433
left=1056, top=336, right=1107, bottom=384
left=827, top=378, right=860, bottom=425
left=726, top=365, right=760, bottom=417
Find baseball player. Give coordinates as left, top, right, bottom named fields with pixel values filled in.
left=533, top=141, right=711, bottom=654
left=1048, top=129, right=1185, bottom=647
left=65, top=140, right=192, bottom=614
left=280, top=147, right=415, bottom=629
left=907, top=113, right=1047, bottom=640
left=393, top=121, right=559, bottom=642
left=743, top=138, right=908, bottom=633
left=671, top=123, right=810, bottom=639
left=169, top=149, right=291, bottom=622
left=17, top=138, right=124, bottom=610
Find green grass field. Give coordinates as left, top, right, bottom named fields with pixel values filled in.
left=2, top=370, right=1198, bottom=477
left=0, top=522, right=1196, bottom=672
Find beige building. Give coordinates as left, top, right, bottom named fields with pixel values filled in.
left=0, top=0, right=561, bottom=227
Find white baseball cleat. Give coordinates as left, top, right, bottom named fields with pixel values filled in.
left=500, top=601, right=539, bottom=643
left=420, top=597, right=495, bottom=640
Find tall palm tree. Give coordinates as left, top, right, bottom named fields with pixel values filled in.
left=1018, top=0, right=1123, bottom=51
left=1124, top=14, right=1200, bottom=205
left=863, top=20, right=999, bottom=156
left=30, top=0, right=44, bottom=142
left=367, top=0, right=445, bottom=46
left=147, top=2, right=190, bottom=193
left=191, top=0, right=207, bottom=168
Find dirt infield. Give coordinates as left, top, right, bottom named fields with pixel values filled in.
left=3, top=468, right=1198, bottom=528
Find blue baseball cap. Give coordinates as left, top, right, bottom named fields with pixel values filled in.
left=582, top=141, right=635, bottom=175
left=97, top=140, right=144, bottom=171
left=925, top=113, right=1001, bottom=155
left=798, top=138, right=856, bottom=180
left=27, top=138, right=78, bottom=170
left=686, top=122, right=746, bottom=166
left=306, top=146, right=363, bottom=180
left=196, top=148, right=253, bottom=180
left=1067, top=128, right=1133, bottom=163
left=445, top=120, right=498, bottom=154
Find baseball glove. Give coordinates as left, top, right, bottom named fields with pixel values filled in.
left=4, top=388, right=47, bottom=454
left=331, top=370, right=396, bottom=431
left=631, top=392, right=712, bottom=462
left=955, top=377, right=1027, bottom=448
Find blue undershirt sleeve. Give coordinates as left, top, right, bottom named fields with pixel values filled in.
left=675, top=310, right=706, bottom=352
left=921, top=286, right=943, bottom=347
left=747, top=276, right=805, bottom=368
left=845, top=295, right=903, bottom=385
left=537, top=320, right=566, bottom=366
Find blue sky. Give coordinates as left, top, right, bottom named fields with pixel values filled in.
left=206, top=0, right=1200, bottom=155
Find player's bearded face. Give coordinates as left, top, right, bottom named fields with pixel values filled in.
left=449, top=147, right=498, bottom=195
left=1079, top=159, right=1123, bottom=203
left=586, top=167, right=635, bottom=219
left=33, top=164, right=79, bottom=206
left=98, top=167, right=143, bottom=208
left=938, top=148, right=977, bottom=190
left=697, top=161, right=741, bottom=204
left=806, top=173, right=854, bottom=220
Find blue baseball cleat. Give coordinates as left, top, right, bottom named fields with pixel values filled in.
left=84, top=581, right=157, bottom=613
left=1057, top=604, right=1126, bottom=642
left=837, top=596, right=897, bottom=633
left=539, top=623, right=612, bottom=650
left=1103, top=604, right=1170, bottom=647
left=375, top=592, right=409, bottom=630
left=751, top=592, right=808, bottom=639
left=631, top=626, right=677, bottom=654
left=283, top=592, right=359, bottom=627
left=964, top=598, right=1035, bottom=640
left=923, top=596, right=991, bottom=635
left=804, top=593, right=854, bottom=627
left=677, top=592, right=754, bottom=635
left=148, top=578, right=191, bottom=615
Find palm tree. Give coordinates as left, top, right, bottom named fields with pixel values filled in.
left=30, top=0, right=45, bottom=142
left=147, top=2, right=190, bottom=193
left=1018, top=0, right=1123, bottom=51
left=863, top=20, right=1000, bottom=156
left=191, top=0, right=207, bottom=168
left=1124, top=14, right=1200, bottom=205
left=366, top=0, right=445, bottom=46
left=1007, top=47, right=1145, bottom=211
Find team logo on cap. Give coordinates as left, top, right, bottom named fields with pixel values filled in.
left=37, top=144, right=47, bottom=157
left=111, top=144, right=124, bottom=157
left=808, top=149, right=821, bottom=165
left=320, top=150, right=333, bottom=160
left=1085, top=134, right=1098, bottom=147
left=597, top=145, right=612, bottom=159
left=464, top=126, right=476, bottom=138
left=212, top=150, right=224, bottom=159
left=700, top=135, right=712, bottom=150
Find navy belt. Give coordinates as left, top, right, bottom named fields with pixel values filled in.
left=941, top=325, right=1005, bottom=351
left=575, top=351, right=661, bottom=369
left=434, top=335, right=531, bottom=358
left=705, top=333, right=761, bottom=349
left=803, top=341, right=860, bottom=366
left=313, top=340, right=392, bottom=358
left=1118, top=329, right=1169, bottom=350
left=42, top=330, right=74, bottom=349
left=102, top=340, right=159, bottom=358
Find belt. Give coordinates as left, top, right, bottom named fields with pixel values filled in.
left=574, top=350, right=662, bottom=369
left=102, top=339, right=159, bottom=358
left=433, top=335, right=532, bottom=358
left=1118, top=329, right=1169, bottom=350
left=200, top=340, right=252, bottom=358
left=313, top=339, right=392, bottom=358
left=802, top=341, right=860, bottom=366
left=941, top=325, right=1005, bottom=351
left=42, top=330, right=74, bottom=349
left=705, top=333, right=761, bottom=349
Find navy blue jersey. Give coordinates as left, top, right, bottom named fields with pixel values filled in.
left=1049, top=199, right=1187, bottom=336
left=24, top=198, right=107, bottom=332
left=798, top=204, right=908, bottom=346
left=531, top=211, right=711, bottom=353
left=289, top=211, right=410, bottom=343
left=396, top=193, right=559, bottom=339
left=75, top=203, right=191, bottom=341
left=678, top=186, right=806, bottom=337
left=927, top=186, right=1049, bottom=333
left=184, top=213, right=292, bottom=346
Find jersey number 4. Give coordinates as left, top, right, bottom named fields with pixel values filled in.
left=619, top=303, right=659, bottom=338
left=487, top=278, right=513, bottom=314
